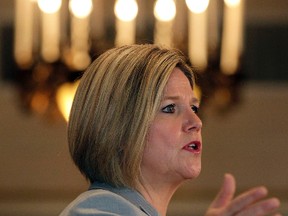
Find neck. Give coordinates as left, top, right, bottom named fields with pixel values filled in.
left=136, top=176, right=183, bottom=216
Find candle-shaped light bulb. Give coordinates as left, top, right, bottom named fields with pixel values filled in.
left=154, top=0, right=176, bottom=22
left=185, top=0, right=209, bottom=14
left=38, top=0, right=62, bottom=62
left=153, top=0, right=176, bottom=47
left=38, top=0, right=62, bottom=14
left=14, top=0, right=34, bottom=68
left=220, top=0, right=244, bottom=75
left=186, top=0, right=209, bottom=70
left=69, top=0, right=93, bottom=70
left=224, top=0, right=241, bottom=7
left=69, top=0, right=93, bottom=18
left=114, top=0, right=138, bottom=22
left=114, top=0, right=138, bottom=46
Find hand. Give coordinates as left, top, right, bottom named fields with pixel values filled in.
left=205, top=173, right=281, bottom=216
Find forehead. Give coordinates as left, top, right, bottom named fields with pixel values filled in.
left=162, top=68, right=199, bottom=104
left=164, top=68, right=192, bottom=93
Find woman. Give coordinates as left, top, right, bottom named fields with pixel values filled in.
left=61, top=44, right=280, bottom=216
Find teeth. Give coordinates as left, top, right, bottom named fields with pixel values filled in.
left=189, top=143, right=197, bottom=150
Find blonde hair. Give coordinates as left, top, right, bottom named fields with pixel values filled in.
left=68, top=44, right=194, bottom=187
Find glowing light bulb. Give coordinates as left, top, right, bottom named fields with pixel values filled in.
left=69, top=0, right=93, bottom=18
left=154, top=0, right=176, bottom=22
left=224, top=0, right=241, bottom=7
left=38, top=0, right=62, bottom=14
left=185, top=0, right=209, bottom=14
left=114, top=0, right=138, bottom=22
left=56, top=81, right=79, bottom=121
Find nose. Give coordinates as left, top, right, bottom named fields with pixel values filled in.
left=183, top=109, right=202, bottom=132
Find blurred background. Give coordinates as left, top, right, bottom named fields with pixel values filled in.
left=0, top=0, right=287, bottom=215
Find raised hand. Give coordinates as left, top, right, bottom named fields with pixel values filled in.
left=205, top=173, right=281, bottom=216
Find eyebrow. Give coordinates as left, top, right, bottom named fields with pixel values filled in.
left=163, top=95, right=200, bottom=105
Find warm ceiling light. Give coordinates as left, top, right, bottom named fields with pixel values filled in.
left=56, top=81, right=79, bottom=121
left=114, top=0, right=138, bottom=22
left=69, top=0, right=93, bottom=18
left=154, top=0, right=176, bottom=22
left=224, top=0, right=241, bottom=7
left=38, top=0, right=62, bottom=14
left=185, top=0, right=210, bottom=14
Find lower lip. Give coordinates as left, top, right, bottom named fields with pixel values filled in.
left=182, top=142, right=201, bottom=154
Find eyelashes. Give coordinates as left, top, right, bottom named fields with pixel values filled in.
left=161, top=104, right=176, bottom=113
left=191, top=105, right=199, bottom=114
left=161, top=104, right=199, bottom=114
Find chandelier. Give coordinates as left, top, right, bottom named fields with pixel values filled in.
left=13, top=0, right=244, bottom=121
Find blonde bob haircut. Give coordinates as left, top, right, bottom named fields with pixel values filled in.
left=68, top=44, right=195, bottom=188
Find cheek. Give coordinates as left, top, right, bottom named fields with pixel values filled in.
left=142, top=123, right=178, bottom=170
left=146, top=121, right=180, bottom=150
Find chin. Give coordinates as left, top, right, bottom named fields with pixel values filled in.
left=184, top=165, right=201, bottom=180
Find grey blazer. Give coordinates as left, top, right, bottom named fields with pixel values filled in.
left=59, top=181, right=160, bottom=216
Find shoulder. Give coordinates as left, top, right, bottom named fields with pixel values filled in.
left=59, top=189, right=147, bottom=216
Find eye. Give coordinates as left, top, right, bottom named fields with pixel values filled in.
left=162, top=104, right=176, bottom=113
left=191, top=105, right=199, bottom=114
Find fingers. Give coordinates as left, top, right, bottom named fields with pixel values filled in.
left=206, top=174, right=281, bottom=216
left=225, top=186, right=281, bottom=216
left=235, top=197, right=281, bottom=216
left=226, top=186, right=268, bottom=213
left=209, top=173, right=236, bottom=208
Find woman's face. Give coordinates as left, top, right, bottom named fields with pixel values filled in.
left=141, top=68, right=202, bottom=184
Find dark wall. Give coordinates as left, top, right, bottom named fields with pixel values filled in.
left=243, top=24, right=288, bottom=81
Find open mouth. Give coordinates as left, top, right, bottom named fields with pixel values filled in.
left=182, top=141, right=201, bottom=153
